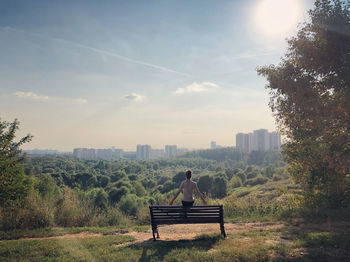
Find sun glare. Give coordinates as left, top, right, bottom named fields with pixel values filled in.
left=254, top=0, right=301, bottom=38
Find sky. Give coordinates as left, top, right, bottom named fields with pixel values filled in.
left=0, top=0, right=314, bottom=151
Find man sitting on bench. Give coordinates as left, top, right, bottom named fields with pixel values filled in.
left=169, top=170, right=207, bottom=206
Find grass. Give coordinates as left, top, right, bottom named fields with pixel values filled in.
left=0, top=235, right=135, bottom=262
left=0, top=225, right=149, bottom=241
left=1, top=222, right=350, bottom=261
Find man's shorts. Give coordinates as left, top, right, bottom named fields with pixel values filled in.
left=182, top=200, right=194, bottom=207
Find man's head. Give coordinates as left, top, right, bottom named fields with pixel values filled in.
left=185, top=170, right=192, bottom=180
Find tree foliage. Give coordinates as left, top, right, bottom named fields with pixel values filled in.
left=0, top=119, right=32, bottom=207
left=257, top=0, right=350, bottom=208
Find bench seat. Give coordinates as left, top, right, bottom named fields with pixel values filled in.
left=149, top=205, right=226, bottom=240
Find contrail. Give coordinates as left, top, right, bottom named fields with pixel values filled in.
left=2, top=26, right=192, bottom=77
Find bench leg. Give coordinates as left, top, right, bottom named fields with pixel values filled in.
left=152, top=225, right=157, bottom=241
left=220, top=222, right=226, bottom=238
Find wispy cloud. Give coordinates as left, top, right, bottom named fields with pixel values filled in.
left=174, top=82, right=218, bottom=95
left=124, top=93, right=144, bottom=102
left=2, top=26, right=192, bottom=77
left=14, top=91, right=87, bottom=104
left=14, top=91, right=49, bottom=101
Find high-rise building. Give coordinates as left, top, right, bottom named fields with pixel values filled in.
left=165, top=145, right=177, bottom=158
left=236, top=129, right=281, bottom=152
left=210, top=141, right=217, bottom=149
left=269, top=132, right=282, bottom=150
left=113, top=149, right=124, bottom=159
left=73, top=148, right=96, bottom=159
left=136, top=144, right=151, bottom=160
left=246, top=133, right=254, bottom=153
left=151, top=149, right=165, bottom=159
left=236, top=133, right=254, bottom=153
left=236, top=133, right=245, bottom=152
left=253, top=129, right=269, bottom=151
left=96, top=149, right=113, bottom=159
left=74, top=147, right=124, bottom=159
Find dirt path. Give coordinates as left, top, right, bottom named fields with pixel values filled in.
left=15, top=232, right=103, bottom=241
left=10, top=222, right=284, bottom=244
left=116, top=222, right=285, bottom=246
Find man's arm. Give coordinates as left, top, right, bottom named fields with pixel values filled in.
left=169, top=183, right=184, bottom=206
left=169, top=189, right=181, bottom=206
left=195, top=184, right=207, bottom=205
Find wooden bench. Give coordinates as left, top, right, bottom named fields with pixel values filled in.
left=149, top=205, right=226, bottom=240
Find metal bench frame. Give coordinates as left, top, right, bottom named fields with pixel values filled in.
left=149, top=205, right=226, bottom=240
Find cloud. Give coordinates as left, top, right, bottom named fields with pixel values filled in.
left=174, top=82, right=218, bottom=95
left=2, top=26, right=192, bottom=78
left=14, top=91, right=49, bottom=101
left=14, top=91, right=87, bottom=104
left=124, top=93, right=144, bottom=102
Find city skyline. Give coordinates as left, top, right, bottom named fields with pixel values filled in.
left=0, top=0, right=313, bottom=151
left=25, top=127, right=281, bottom=152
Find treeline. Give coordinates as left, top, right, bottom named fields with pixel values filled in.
left=1, top=148, right=287, bottom=230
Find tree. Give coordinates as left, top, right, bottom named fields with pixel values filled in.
left=257, top=0, right=350, bottom=208
left=94, top=189, right=108, bottom=210
left=172, top=171, right=185, bottom=184
left=211, top=172, right=228, bottom=199
left=108, top=186, right=129, bottom=204
left=197, top=174, right=212, bottom=194
left=0, top=118, right=32, bottom=207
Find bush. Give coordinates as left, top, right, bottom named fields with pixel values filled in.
left=211, top=173, right=228, bottom=198
left=229, top=177, right=243, bottom=189
left=133, top=181, right=147, bottom=197
left=198, top=175, right=212, bottom=194
left=94, top=189, right=108, bottom=210
left=136, top=205, right=151, bottom=225
left=273, top=174, right=283, bottom=181
left=246, top=172, right=258, bottom=179
left=90, top=207, right=129, bottom=227
left=236, top=171, right=246, bottom=183
left=119, top=194, right=139, bottom=216
left=1, top=192, right=53, bottom=230
left=55, top=188, right=92, bottom=227
left=245, top=175, right=268, bottom=186
left=109, top=186, right=129, bottom=204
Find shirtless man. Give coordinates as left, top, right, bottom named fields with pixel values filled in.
left=169, top=170, right=207, bottom=206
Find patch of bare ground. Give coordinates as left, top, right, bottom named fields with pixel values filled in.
left=17, top=232, right=103, bottom=241
left=115, top=222, right=285, bottom=247
left=8, top=222, right=285, bottom=244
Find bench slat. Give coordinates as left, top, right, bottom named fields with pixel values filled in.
left=152, top=209, right=220, bottom=213
left=153, top=219, right=220, bottom=224
left=152, top=215, right=220, bottom=219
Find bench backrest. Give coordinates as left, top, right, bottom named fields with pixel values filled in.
left=149, top=205, right=223, bottom=225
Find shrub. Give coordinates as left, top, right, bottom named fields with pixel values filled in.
left=273, top=174, right=283, bottom=181
left=119, top=194, right=139, bottom=216
left=136, top=205, right=151, bottom=225
left=246, top=172, right=258, bottom=179
left=236, top=171, right=246, bottom=183
left=90, top=207, right=129, bottom=227
left=15, top=192, right=53, bottom=229
left=198, top=175, right=213, bottom=194
left=229, top=177, right=243, bottom=189
left=245, top=175, right=268, bottom=186
left=211, top=173, right=227, bottom=198
left=109, top=186, right=129, bottom=204
left=133, top=181, right=147, bottom=197
left=55, top=187, right=92, bottom=227
left=94, top=189, right=108, bottom=210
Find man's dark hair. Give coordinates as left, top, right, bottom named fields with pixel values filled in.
left=185, top=170, right=192, bottom=179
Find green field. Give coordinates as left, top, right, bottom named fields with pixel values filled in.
left=1, top=222, right=350, bottom=262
